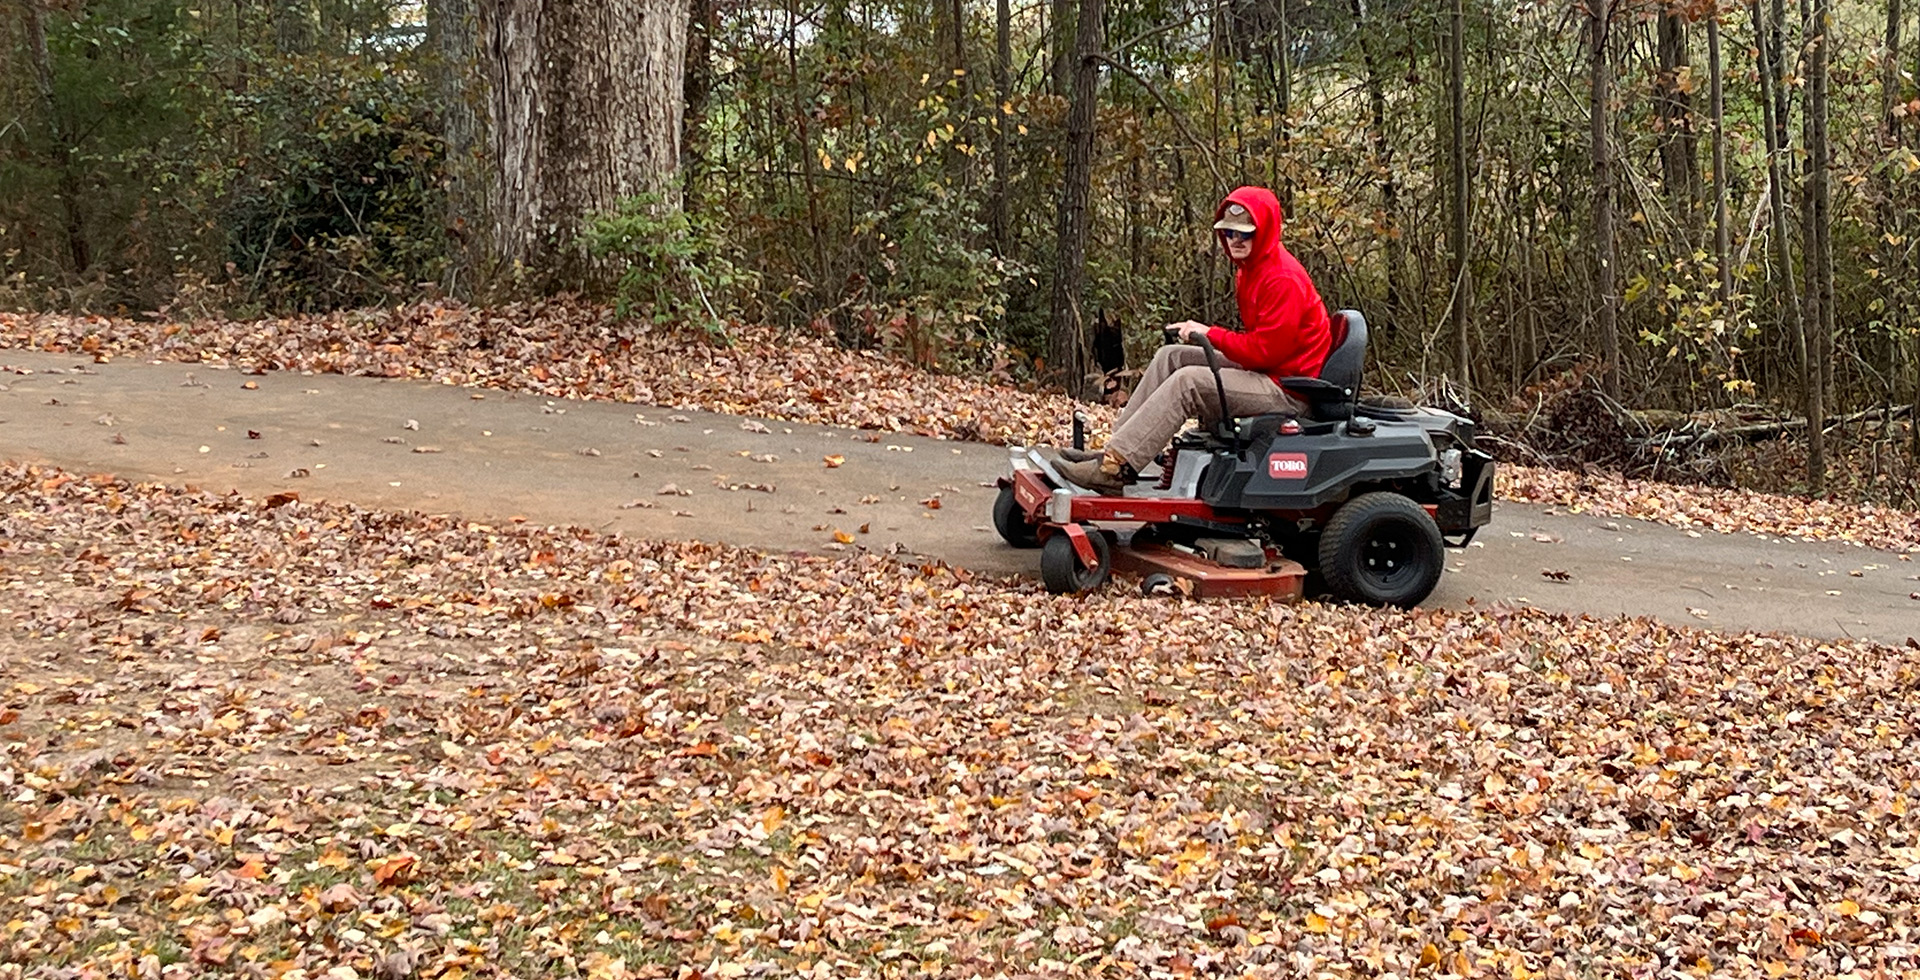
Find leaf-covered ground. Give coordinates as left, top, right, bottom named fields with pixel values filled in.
left=4, top=303, right=1918, bottom=554
left=6, top=461, right=1920, bottom=979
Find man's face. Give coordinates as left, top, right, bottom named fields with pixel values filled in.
left=1222, top=229, right=1255, bottom=262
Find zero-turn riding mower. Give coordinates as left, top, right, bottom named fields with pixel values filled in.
left=993, top=310, right=1493, bottom=606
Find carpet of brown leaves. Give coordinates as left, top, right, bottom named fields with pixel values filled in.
left=5, top=303, right=1917, bottom=554
left=6, top=461, right=1920, bottom=978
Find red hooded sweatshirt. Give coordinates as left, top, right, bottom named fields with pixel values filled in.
left=1204, top=187, right=1331, bottom=383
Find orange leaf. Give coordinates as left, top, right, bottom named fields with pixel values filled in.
left=833, top=530, right=856, bottom=544
left=823, top=455, right=845, bottom=468
left=370, top=853, right=418, bottom=886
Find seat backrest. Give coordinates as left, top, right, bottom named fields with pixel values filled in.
left=1319, top=309, right=1367, bottom=395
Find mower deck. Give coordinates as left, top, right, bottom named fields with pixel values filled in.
left=1113, top=543, right=1307, bottom=600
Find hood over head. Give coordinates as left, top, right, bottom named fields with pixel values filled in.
left=1215, top=186, right=1285, bottom=266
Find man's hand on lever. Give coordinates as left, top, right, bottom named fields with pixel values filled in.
left=1165, top=321, right=1209, bottom=344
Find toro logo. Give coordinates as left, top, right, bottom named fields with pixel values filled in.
left=1267, top=452, right=1310, bottom=479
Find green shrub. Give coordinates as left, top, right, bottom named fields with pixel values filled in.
left=580, top=193, right=757, bottom=342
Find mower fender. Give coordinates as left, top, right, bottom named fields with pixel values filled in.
left=1061, top=522, right=1102, bottom=569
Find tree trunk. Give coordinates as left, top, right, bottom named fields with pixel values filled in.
left=1805, top=0, right=1831, bottom=490
left=428, top=0, right=488, bottom=297
left=1883, top=0, right=1904, bottom=141
left=1753, top=0, right=1813, bottom=488
left=1350, top=0, right=1404, bottom=340
left=1050, top=0, right=1075, bottom=96
left=481, top=0, right=689, bottom=290
left=1655, top=9, right=1699, bottom=212
left=1590, top=0, right=1619, bottom=397
left=951, top=0, right=966, bottom=70
left=274, top=0, right=317, bottom=54
left=1707, top=11, right=1732, bottom=306
left=1276, top=0, right=1291, bottom=136
left=1049, top=0, right=1105, bottom=389
left=992, top=0, right=1011, bottom=252
left=1448, top=0, right=1472, bottom=399
left=21, top=0, right=89, bottom=274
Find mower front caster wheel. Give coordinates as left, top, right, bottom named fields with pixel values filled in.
left=1317, top=492, right=1445, bottom=608
left=1041, top=530, right=1112, bottom=594
left=993, top=484, right=1040, bottom=548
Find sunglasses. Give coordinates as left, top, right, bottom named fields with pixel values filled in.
left=1220, top=229, right=1255, bottom=243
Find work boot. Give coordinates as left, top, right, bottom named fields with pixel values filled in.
left=1056, top=448, right=1137, bottom=495
left=1053, top=445, right=1104, bottom=463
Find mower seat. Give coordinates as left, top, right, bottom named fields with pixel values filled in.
left=1278, top=309, right=1367, bottom=422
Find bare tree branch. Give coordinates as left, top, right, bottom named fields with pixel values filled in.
left=1089, top=54, right=1226, bottom=189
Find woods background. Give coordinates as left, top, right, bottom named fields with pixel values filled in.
left=3, top=0, right=1918, bottom=502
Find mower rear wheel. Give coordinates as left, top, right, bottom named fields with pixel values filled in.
left=993, top=484, right=1040, bottom=548
left=1317, top=492, right=1444, bottom=608
left=1041, top=529, right=1112, bottom=594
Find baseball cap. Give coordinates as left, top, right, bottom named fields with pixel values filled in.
left=1212, top=203, right=1256, bottom=234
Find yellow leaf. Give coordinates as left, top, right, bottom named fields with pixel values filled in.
left=761, top=806, right=786, bottom=833
left=833, top=530, right=856, bottom=544
left=771, top=866, right=790, bottom=893
left=1420, top=944, right=1441, bottom=967
left=1304, top=912, right=1329, bottom=933
left=1835, top=899, right=1861, bottom=916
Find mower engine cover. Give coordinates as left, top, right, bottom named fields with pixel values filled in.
left=1197, top=406, right=1492, bottom=536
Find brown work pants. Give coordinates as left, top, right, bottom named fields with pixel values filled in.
left=1106, top=344, right=1302, bottom=469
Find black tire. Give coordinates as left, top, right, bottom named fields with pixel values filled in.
left=1041, top=529, right=1113, bottom=594
left=1316, top=492, right=1444, bottom=608
left=993, top=484, right=1040, bottom=548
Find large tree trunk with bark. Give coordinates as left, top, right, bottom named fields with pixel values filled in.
left=1049, top=0, right=1105, bottom=389
left=1589, top=0, right=1619, bottom=397
left=482, top=0, right=689, bottom=290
